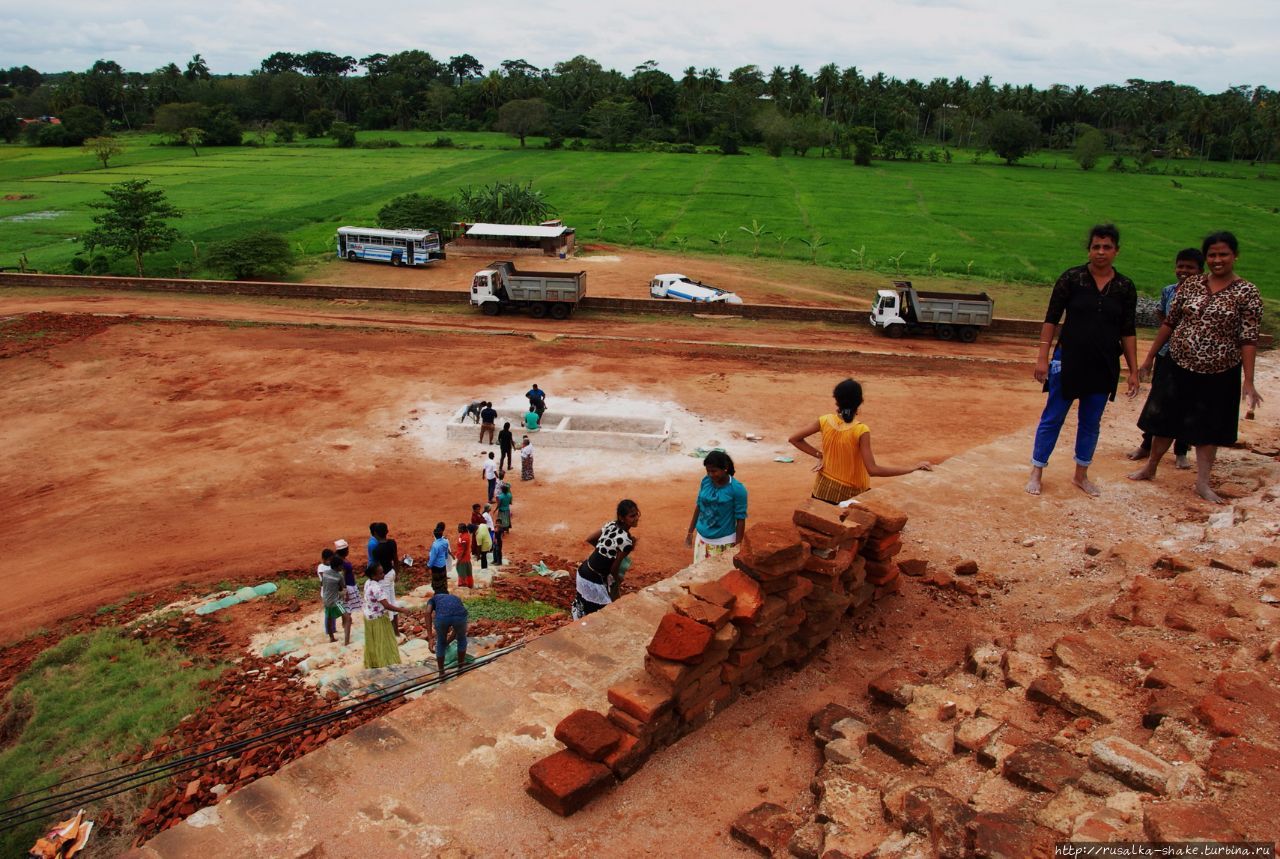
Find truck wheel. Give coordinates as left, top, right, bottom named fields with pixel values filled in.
left=529, top=302, right=549, bottom=319
left=346, top=251, right=357, bottom=261
left=958, top=326, right=978, bottom=343
left=936, top=324, right=955, bottom=341
left=480, top=302, right=500, bottom=316
left=549, top=302, right=570, bottom=320
left=886, top=323, right=907, bottom=339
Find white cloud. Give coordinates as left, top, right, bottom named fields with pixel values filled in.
left=4, top=0, right=1275, bottom=91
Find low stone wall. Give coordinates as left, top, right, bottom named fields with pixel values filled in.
left=526, top=495, right=911, bottom=815
left=445, top=407, right=673, bottom=452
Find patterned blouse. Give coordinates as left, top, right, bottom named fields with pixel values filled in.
left=1166, top=275, right=1263, bottom=375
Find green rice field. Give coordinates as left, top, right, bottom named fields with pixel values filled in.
left=1, top=131, right=1277, bottom=310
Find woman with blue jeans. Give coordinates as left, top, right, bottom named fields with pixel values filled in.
left=425, top=586, right=469, bottom=679
left=1026, top=224, right=1140, bottom=497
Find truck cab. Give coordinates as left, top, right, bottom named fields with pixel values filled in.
left=870, top=289, right=906, bottom=330
left=471, top=268, right=506, bottom=310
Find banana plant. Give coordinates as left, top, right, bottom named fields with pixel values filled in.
left=738, top=219, right=767, bottom=258
left=798, top=234, right=828, bottom=265
left=850, top=245, right=867, bottom=269
left=710, top=230, right=730, bottom=255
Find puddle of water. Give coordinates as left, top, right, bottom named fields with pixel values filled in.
left=1, top=209, right=62, bottom=223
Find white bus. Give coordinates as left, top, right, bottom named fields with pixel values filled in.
left=335, top=226, right=445, bottom=266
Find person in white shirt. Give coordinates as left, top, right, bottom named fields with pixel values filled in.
left=482, top=452, right=499, bottom=502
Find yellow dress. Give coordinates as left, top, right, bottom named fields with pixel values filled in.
left=811, top=414, right=870, bottom=503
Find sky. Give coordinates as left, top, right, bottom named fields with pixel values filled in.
left=4, top=0, right=1275, bottom=92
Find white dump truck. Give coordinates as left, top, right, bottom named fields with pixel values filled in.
left=869, top=280, right=994, bottom=342
left=649, top=273, right=743, bottom=304
left=470, top=260, right=586, bottom=319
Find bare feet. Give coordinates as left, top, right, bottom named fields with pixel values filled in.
left=1024, top=469, right=1042, bottom=496
left=1175, top=455, right=1192, bottom=470
left=1196, top=483, right=1224, bottom=504
left=1072, top=476, right=1101, bottom=497
left=1127, top=465, right=1156, bottom=481
left=1125, top=446, right=1150, bottom=461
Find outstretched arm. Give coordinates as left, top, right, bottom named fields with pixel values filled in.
left=859, top=433, right=931, bottom=478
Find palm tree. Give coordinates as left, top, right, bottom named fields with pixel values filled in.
left=184, top=54, right=210, bottom=82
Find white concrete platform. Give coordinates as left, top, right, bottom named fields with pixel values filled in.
left=446, top=407, right=673, bottom=452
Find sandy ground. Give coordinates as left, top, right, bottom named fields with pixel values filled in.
left=0, top=302, right=1042, bottom=643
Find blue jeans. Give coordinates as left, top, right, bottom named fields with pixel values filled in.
left=434, top=618, right=467, bottom=656
left=1032, top=357, right=1109, bottom=468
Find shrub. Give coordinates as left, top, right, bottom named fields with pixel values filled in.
left=329, top=122, right=356, bottom=148
left=358, top=138, right=402, bottom=149
left=1074, top=127, right=1105, bottom=170
left=205, top=230, right=296, bottom=280
left=377, top=193, right=458, bottom=231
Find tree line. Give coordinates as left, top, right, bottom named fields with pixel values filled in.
left=1, top=52, right=1276, bottom=165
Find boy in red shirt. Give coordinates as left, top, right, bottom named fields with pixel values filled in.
left=455, top=522, right=475, bottom=588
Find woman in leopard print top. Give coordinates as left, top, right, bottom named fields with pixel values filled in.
left=1131, top=231, right=1264, bottom=504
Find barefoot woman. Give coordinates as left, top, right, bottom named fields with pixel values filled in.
left=1129, top=232, right=1264, bottom=503
left=1027, top=224, right=1140, bottom=497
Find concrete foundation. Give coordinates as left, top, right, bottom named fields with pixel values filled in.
left=446, top=407, right=673, bottom=452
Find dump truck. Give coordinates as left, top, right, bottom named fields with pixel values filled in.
left=869, top=280, right=994, bottom=342
left=470, top=261, right=586, bottom=319
left=649, top=273, right=743, bottom=304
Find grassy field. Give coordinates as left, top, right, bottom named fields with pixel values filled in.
left=1, top=131, right=1277, bottom=309
left=0, top=629, right=223, bottom=855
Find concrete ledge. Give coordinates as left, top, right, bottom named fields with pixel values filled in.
left=446, top=407, right=673, bottom=452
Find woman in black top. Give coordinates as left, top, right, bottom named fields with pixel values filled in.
left=497, top=422, right=514, bottom=472
left=1026, top=224, right=1139, bottom=497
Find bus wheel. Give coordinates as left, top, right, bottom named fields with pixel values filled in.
left=886, top=323, right=906, bottom=339
left=529, top=302, right=549, bottom=319
left=346, top=251, right=357, bottom=261
left=958, top=326, right=978, bottom=343
left=480, top=302, right=500, bottom=316
left=936, top=324, right=955, bottom=341
left=549, top=302, right=570, bottom=320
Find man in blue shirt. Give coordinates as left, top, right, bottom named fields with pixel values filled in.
left=526, top=384, right=547, bottom=419
left=1127, top=249, right=1203, bottom=468
left=427, top=521, right=453, bottom=593
left=425, top=585, right=469, bottom=678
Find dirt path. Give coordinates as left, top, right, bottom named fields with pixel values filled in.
left=0, top=308, right=1042, bottom=643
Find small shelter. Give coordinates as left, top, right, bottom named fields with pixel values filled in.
left=447, top=221, right=575, bottom=258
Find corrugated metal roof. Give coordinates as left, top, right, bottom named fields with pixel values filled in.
left=465, top=223, right=570, bottom=238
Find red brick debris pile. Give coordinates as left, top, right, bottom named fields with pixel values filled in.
left=527, top=496, right=910, bottom=816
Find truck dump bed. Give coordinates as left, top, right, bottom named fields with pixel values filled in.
left=488, top=261, right=586, bottom=303
left=910, top=289, right=994, bottom=326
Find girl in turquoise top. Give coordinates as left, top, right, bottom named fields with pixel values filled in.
left=685, top=450, right=747, bottom=562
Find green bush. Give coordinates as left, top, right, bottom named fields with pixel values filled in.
left=377, top=192, right=458, bottom=231
left=205, top=230, right=296, bottom=280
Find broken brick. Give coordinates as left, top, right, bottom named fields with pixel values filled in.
left=687, top=580, right=736, bottom=608
left=601, top=731, right=648, bottom=780
left=903, top=786, right=975, bottom=859
left=554, top=709, right=622, bottom=762
left=954, top=560, right=979, bottom=576
left=527, top=749, right=615, bottom=816
left=868, top=667, right=916, bottom=707
left=1002, top=740, right=1084, bottom=792
left=646, top=612, right=714, bottom=664
left=719, top=568, right=765, bottom=622
left=730, top=802, right=799, bottom=856
left=804, top=546, right=854, bottom=576
left=1143, top=801, right=1240, bottom=843
left=671, top=593, right=731, bottom=630
left=607, top=676, right=674, bottom=723
left=1089, top=736, right=1174, bottom=794
left=851, top=495, right=908, bottom=533
left=968, top=812, right=1057, bottom=859
left=809, top=702, right=858, bottom=745
left=734, top=521, right=806, bottom=576
left=897, top=558, right=929, bottom=577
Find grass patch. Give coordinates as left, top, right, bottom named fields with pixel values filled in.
left=462, top=594, right=561, bottom=622
left=94, top=603, right=120, bottom=616
left=272, top=576, right=321, bottom=603
left=0, top=628, right=223, bottom=855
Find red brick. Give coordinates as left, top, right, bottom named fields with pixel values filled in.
left=793, top=497, right=873, bottom=538
left=607, top=676, right=673, bottom=723
left=968, top=812, right=1057, bottom=859
left=607, top=706, right=648, bottom=739
left=852, top=495, right=909, bottom=533
left=647, top=612, right=714, bottom=664
left=1252, top=546, right=1280, bottom=568
left=554, top=709, right=622, bottom=761
left=720, top=568, right=765, bottom=622
left=809, top=702, right=859, bottom=744
left=687, top=580, right=735, bottom=608
left=1002, top=740, right=1085, bottom=792
left=868, top=667, right=917, bottom=707
left=671, top=593, right=731, bottom=630
left=1197, top=671, right=1280, bottom=737
left=869, top=710, right=953, bottom=766
left=795, top=524, right=847, bottom=551
left=756, top=572, right=796, bottom=594
left=1143, top=688, right=1197, bottom=729
left=785, top=576, right=815, bottom=605
left=898, top=557, right=929, bottom=577
left=602, top=731, right=649, bottom=780
left=903, top=786, right=975, bottom=859
left=1153, top=554, right=1195, bottom=574
left=863, top=532, right=903, bottom=562
left=730, top=802, right=799, bottom=856
left=1205, top=737, right=1280, bottom=781
left=644, top=652, right=716, bottom=691
left=804, top=546, right=854, bottom=576
left=527, top=749, right=615, bottom=816
left=1143, top=801, right=1240, bottom=843
left=866, top=560, right=899, bottom=586
left=725, top=643, right=769, bottom=669
left=954, top=559, right=979, bottom=576
left=735, top=521, right=806, bottom=573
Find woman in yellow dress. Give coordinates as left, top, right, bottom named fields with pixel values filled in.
left=789, top=379, right=933, bottom=504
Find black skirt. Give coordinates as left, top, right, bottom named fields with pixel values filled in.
left=1137, top=360, right=1241, bottom=447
